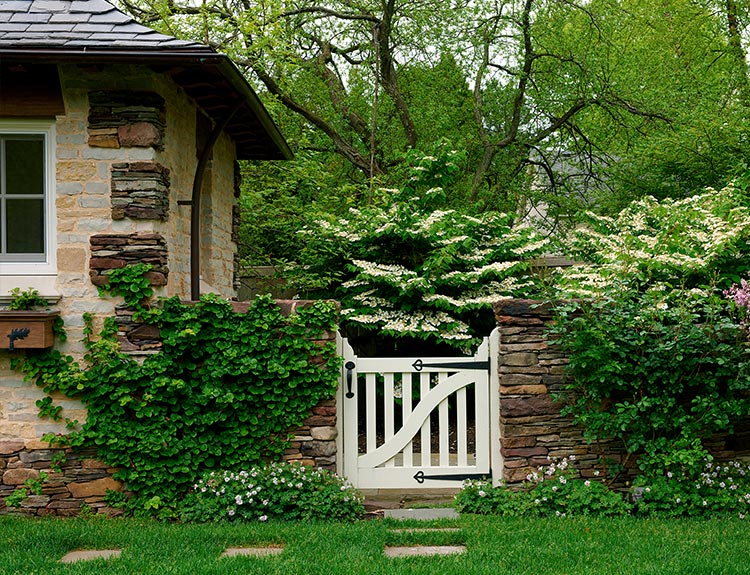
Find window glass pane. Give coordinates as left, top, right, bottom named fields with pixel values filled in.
left=6, top=199, right=43, bottom=253
left=5, top=138, right=44, bottom=196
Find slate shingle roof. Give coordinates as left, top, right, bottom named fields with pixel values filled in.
left=0, top=0, right=211, bottom=51
left=0, top=0, right=292, bottom=160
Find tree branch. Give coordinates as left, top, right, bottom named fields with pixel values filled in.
left=281, top=6, right=379, bottom=24
left=377, top=0, right=418, bottom=148
left=245, top=62, right=380, bottom=176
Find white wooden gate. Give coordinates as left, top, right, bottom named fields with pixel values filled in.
left=338, top=330, right=500, bottom=489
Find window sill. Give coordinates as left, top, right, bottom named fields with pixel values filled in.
left=0, top=275, right=61, bottom=305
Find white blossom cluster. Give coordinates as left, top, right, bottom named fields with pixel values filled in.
left=343, top=306, right=473, bottom=340
left=299, top=172, right=551, bottom=346
left=554, top=182, right=750, bottom=298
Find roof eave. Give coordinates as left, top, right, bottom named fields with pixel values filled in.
left=213, top=57, right=293, bottom=161
left=0, top=48, right=293, bottom=161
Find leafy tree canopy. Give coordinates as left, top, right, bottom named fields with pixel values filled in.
left=116, top=0, right=750, bottom=266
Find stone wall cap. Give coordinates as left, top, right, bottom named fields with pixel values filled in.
left=179, top=299, right=340, bottom=317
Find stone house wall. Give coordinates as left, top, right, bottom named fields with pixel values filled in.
left=1, top=62, right=241, bottom=443
left=0, top=62, right=254, bottom=515
left=0, top=300, right=339, bottom=516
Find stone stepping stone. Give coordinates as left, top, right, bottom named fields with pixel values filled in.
left=59, top=549, right=122, bottom=564
left=389, top=527, right=462, bottom=534
left=384, top=545, right=466, bottom=558
left=384, top=507, right=459, bottom=520
left=220, top=546, right=284, bottom=558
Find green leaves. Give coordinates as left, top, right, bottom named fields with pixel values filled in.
left=551, top=285, right=750, bottom=473
left=7, top=287, right=50, bottom=310
left=14, top=291, right=340, bottom=515
left=98, top=262, right=154, bottom=310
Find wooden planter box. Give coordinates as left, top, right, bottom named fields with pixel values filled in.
left=0, top=310, right=59, bottom=350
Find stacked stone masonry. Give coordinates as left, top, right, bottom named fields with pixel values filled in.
left=89, top=232, right=169, bottom=288
left=87, top=91, right=166, bottom=150
left=232, top=161, right=242, bottom=290
left=284, top=400, right=339, bottom=471
left=0, top=441, right=124, bottom=517
left=89, top=231, right=170, bottom=353
left=111, top=162, right=171, bottom=221
left=492, top=300, right=635, bottom=487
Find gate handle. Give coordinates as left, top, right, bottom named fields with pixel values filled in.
left=344, top=361, right=356, bottom=398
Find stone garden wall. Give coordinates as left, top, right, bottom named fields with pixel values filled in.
left=492, top=299, right=750, bottom=487
left=493, top=300, right=636, bottom=486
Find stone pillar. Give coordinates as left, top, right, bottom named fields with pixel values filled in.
left=492, top=300, right=631, bottom=485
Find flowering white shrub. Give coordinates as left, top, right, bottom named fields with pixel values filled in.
left=635, top=459, right=750, bottom=518
left=553, top=181, right=750, bottom=298
left=292, top=150, right=550, bottom=349
left=454, top=456, right=630, bottom=517
left=180, top=462, right=364, bottom=522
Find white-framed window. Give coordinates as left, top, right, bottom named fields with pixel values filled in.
left=0, top=119, right=57, bottom=295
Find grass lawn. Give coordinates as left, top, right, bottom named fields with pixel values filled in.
left=0, top=514, right=747, bottom=575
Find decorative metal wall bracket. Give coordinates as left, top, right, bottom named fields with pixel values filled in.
left=7, top=327, right=30, bottom=351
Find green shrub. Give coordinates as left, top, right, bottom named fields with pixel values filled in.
left=547, top=181, right=750, bottom=478
left=454, top=479, right=533, bottom=516
left=526, top=457, right=632, bottom=517
left=180, top=462, right=364, bottom=522
left=634, top=459, right=750, bottom=519
left=455, top=457, right=631, bottom=517
left=553, top=181, right=750, bottom=298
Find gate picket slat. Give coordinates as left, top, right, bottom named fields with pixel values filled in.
left=359, top=371, right=477, bottom=469
left=457, top=387, right=467, bottom=466
left=402, top=373, right=413, bottom=468
left=366, top=373, right=376, bottom=453
left=439, top=373, right=449, bottom=467
left=384, top=373, right=395, bottom=468
left=420, top=372, right=431, bottom=468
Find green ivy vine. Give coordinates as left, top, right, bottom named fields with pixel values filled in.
left=12, top=265, right=341, bottom=514
left=7, top=287, right=51, bottom=310
left=97, top=262, right=154, bottom=310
